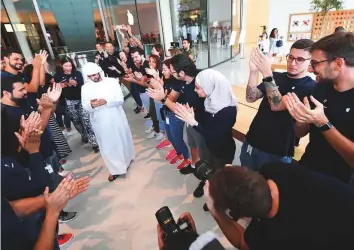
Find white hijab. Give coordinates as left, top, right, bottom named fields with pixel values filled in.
left=196, top=69, right=238, bottom=114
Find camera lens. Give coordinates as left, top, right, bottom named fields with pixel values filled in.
left=155, top=206, right=179, bottom=236
left=194, top=160, right=214, bottom=181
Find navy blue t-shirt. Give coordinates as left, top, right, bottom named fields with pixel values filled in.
left=180, top=77, right=205, bottom=122
left=131, top=60, right=149, bottom=93
left=300, top=82, right=354, bottom=183
left=54, top=70, right=84, bottom=100
left=244, top=162, right=354, bottom=250
left=246, top=72, right=316, bottom=157
left=163, top=76, right=184, bottom=112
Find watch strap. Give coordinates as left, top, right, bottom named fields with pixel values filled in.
left=262, top=76, right=274, bottom=82
left=317, top=121, right=332, bottom=132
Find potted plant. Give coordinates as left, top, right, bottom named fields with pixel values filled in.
left=310, top=0, right=344, bottom=39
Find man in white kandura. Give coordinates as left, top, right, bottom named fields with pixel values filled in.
left=82, top=62, right=134, bottom=182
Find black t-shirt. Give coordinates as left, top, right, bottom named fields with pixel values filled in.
left=246, top=72, right=316, bottom=156
left=180, top=77, right=205, bottom=121
left=244, top=162, right=354, bottom=250
left=103, top=51, right=125, bottom=78
left=163, top=76, right=184, bottom=112
left=54, top=70, right=84, bottom=100
left=131, top=60, right=149, bottom=93
left=195, top=106, right=237, bottom=160
left=299, top=82, right=354, bottom=183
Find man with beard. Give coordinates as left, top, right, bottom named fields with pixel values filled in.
left=284, top=32, right=354, bottom=184
left=102, top=42, right=125, bottom=78
left=240, top=39, right=316, bottom=171
left=1, top=48, right=46, bottom=94
left=1, top=76, right=78, bottom=223
left=81, top=63, right=134, bottom=182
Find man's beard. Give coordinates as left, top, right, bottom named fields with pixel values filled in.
left=9, top=62, right=23, bottom=71
left=11, top=94, right=26, bottom=105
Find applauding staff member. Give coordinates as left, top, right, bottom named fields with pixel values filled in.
left=284, top=32, right=354, bottom=183
left=148, top=59, right=191, bottom=169
left=103, top=42, right=125, bottom=78
left=174, top=69, right=237, bottom=172
left=54, top=57, right=99, bottom=152
left=147, top=54, right=209, bottom=198
left=241, top=40, right=316, bottom=171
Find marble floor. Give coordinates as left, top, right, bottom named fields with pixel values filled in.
left=60, top=97, right=242, bottom=250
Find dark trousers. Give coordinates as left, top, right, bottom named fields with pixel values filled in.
left=130, top=82, right=143, bottom=107
left=55, top=103, right=71, bottom=129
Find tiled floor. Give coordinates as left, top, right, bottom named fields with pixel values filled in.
left=60, top=97, right=241, bottom=250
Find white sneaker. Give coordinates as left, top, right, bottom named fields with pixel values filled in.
left=156, top=133, right=164, bottom=141
left=145, top=127, right=153, bottom=134
left=62, top=130, right=68, bottom=136
left=147, top=131, right=156, bottom=139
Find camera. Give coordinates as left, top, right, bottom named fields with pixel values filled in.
left=155, top=206, right=193, bottom=243
left=170, top=42, right=179, bottom=48
left=194, top=160, right=215, bottom=181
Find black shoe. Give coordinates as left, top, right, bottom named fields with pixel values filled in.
left=179, top=165, right=195, bottom=175
left=193, top=180, right=205, bottom=198
left=134, top=108, right=141, bottom=114
left=144, top=114, right=151, bottom=119
left=59, top=211, right=77, bottom=223
left=203, top=203, right=209, bottom=211
left=93, top=147, right=100, bottom=153
left=134, top=106, right=139, bottom=112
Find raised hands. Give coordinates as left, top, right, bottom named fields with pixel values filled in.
left=47, top=83, right=62, bottom=103
left=250, top=48, right=273, bottom=77
left=146, top=78, right=165, bottom=102
left=39, top=50, right=49, bottom=65
left=37, top=94, right=53, bottom=112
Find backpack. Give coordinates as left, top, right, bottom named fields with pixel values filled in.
left=276, top=40, right=283, bottom=47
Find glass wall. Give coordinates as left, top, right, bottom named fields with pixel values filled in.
left=169, top=0, right=208, bottom=69
left=167, top=0, right=240, bottom=69
left=208, top=0, right=232, bottom=66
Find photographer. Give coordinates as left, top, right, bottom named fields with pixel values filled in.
left=205, top=162, right=354, bottom=250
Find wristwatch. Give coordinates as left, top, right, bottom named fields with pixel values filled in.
left=262, top=76, right=274, bottom=82
left=317, top=121, right=332, bottom=132
left=161, top=95, right=168, bottom=104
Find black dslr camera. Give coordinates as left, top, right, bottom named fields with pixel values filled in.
left=194, top=160, right=215, bottom=181
left=155, top=206, right=193, bottom=243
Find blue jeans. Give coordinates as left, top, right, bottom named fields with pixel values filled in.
left=165, top=111, right=190, bottom=159
left=130, top=82, right=143, bottom=107
left=140, top=92, right=150, bottom=112
left=240, top=140, right=292, bottom=171
left=154, top=100, right=165, bottom=132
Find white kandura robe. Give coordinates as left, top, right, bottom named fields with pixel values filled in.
left=81, top=77, right=134, bottom=175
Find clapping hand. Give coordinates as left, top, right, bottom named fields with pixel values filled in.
left=250, top=48, right=272, bottom=77
left=173, top=103, right=197, bottom=126
left=68, top=77, right=77, bottom=87
left=47, top=83, right=62, bottom=103
left=123, top=73, right=135, bottom=82
left=134, top=71, right=143, bottom=80
left=15, top=127, right=42, bottom=154
left=284, top=93, right=329, bottom=127
left=145, top=68, right=159, bottom=79
left=37, top=94, right=53, bottom=112
left=146, top=79, right=165, bottom=102
left=32, top=54, right=42, bottom=68
left=38, top=50, right=49, bottom=65
left=20, top=111, right=42, bottom=133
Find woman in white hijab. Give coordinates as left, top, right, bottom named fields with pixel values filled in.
left=174, top=68, right=238, bottom=169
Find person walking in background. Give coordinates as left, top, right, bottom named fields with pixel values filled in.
left=54, top=57, right=99, bottom=152
left=269, top=28, right=279, bottom=56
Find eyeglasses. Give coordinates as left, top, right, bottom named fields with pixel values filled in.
left=310, top=59, right=335, bottom=70
left=286, top=54, right=311, bottom=64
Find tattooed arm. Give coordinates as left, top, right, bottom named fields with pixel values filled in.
left=246, top=71, right=264, bottom=102
left=264, top=79, right=287, bottom=111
